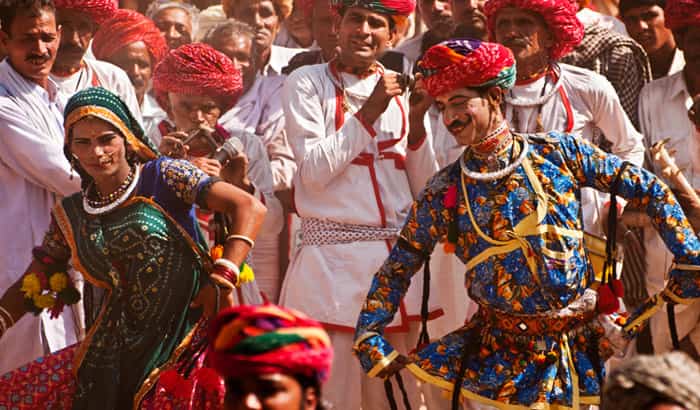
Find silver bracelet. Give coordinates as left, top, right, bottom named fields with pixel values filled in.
left=0, top=313, right=7, bottom=336
left=0, top=306, right=13, bottom=326
left=225, top=234, right=255, bottom=248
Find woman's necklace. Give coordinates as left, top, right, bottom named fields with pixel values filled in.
left=460, top=134, right=529, bottom=182
left=83, top=165, right=140, bottom=215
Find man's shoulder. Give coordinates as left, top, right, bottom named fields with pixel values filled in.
left=640, top=71, right=684, bottom=102
left=285, top=62, right=328, bottom=85
left=559, top=63, right=617, bottom=95
left=87, top=59, right=132, bottom=85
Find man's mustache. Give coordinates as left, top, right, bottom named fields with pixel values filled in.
left=448, top=119, right=469, bottom=131
left=58, top=44, right=84, bottom=54
left=26, top=53, right=51, bottom=63
left=504, top=37, right=529, bottom=47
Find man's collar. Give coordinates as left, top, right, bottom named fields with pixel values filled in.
left=667, top=70, right=690, bottom=101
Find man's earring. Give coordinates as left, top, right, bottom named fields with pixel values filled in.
left=70, top=155, right=78, bottom=180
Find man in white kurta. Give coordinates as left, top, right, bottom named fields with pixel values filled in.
left=51, top=0, right=142, bottom=121
left=0, top=4, right=81, bottom=374
left=637, top=4, right=700, bottom=355
left=279, top=0, right=447, bottom=407
left=485, top=0, right=645, bottom=238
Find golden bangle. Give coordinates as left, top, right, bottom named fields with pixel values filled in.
left=225, top=234, right=255, bottom=248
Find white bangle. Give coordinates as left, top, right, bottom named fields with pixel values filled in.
left=0, top=306, right=13, bottom=326
left=213, top=258, right=241, bottom=276
left=225, top=234, right=255, bottom=248
left=0, top=313, right=7, bottom=335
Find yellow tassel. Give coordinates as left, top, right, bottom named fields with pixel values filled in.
left=237, top=263, right=255, bottom=285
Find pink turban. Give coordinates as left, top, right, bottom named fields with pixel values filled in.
left=418, top=39, right=516, bottom=98
left=54, top=0, right=117, bottom=24
left=92, top=10, right=168, bottom=67
left=152, top=43, right=244, bottom=112
left=484, top=0, right=584, bottom=60
left=665, top=0, right=700, bottom=30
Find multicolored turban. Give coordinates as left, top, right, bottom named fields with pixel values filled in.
left=208, top=304, right=333, bottom=382
left=152, top=43, right=244, bottom=112
left=418, top=39, right=516, bottom=98
left=54, top=0, right=117, bottom=25
left=223, top=0, right=294, bottom=20
left=92, top=10, right=168, bottom=67
left=484, top=0, right=584, bottom=60
left=664, top=0, right=700, bottom=31
left=332, top=0, right=416, bottom=27
left=64, top=87, right=159, bottom=162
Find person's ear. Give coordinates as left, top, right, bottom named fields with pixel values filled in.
left=302, top=386, right=319, bottom=410
left=487, top=86, right=503, bottom=107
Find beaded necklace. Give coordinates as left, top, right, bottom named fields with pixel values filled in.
left=83, top=165, right=140, bottom=215
left=461, top=134, right=529, bottom=182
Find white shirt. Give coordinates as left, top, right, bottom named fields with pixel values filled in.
left=141, top=92, right=167, bottom=147
left=504, top=63, right=645, bottom=235
left=220, top=75, right=296, bottom=190
left=667, top=48, right=686, bottom=78
left=50, top=59, right=142, bottom=123
left=0, top=60, right=81, bottom=374
left=261, top=45, right=304, bottom=77
left=273, top=25, right=306, bottom=49
left=638, top=71, right=700, bottom=352
left=394, top=33, right=424, bottom=65
left=279, top=63, right=442, bottom=328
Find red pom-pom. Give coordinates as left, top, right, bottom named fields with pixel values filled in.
left=443, top=185, right=458, bottom=208
left=597, top=285, right=620, bottom=314
left=158, top=369, right=181, bottom=392
left=192, top=368, right=225, bottom=393
left=611, top=279, right=624, bottom=298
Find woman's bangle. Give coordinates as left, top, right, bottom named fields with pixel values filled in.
left=214, top=258, right=240, bottom=275
left=225, top=234, right=255, bottom=248
left=0, top=313, right=7, bottom=335
left=0, top=306, right=14, bottom=326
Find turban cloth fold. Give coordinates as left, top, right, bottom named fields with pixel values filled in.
left=332, top=0, right=416, bottom=27
left=418, top=39, right=516, bottom=97
left=152, top=43, right=244, bottom=112
left=484, top=0, right=584, bottom=60
left=64, top=87, right=159, bottom=162
left=664, top=0, right=700, bottom=30
left=92, top=10, right=168, bottom=67
left=223, top=0, right=293, bottom=20
left=54, top=0, right=117, bottom=24
left=208, top=304, right=333, bottom=382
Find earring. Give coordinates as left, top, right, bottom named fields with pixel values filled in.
left=69, top=155, right=78, bottom=180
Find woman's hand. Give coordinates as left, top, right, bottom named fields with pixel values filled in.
left=190, top=283, right=236, bottom=318
left=220, top=152, right=252, bottom=193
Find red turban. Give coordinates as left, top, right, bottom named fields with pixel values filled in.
left=484, top=0, right=584, bottom=60
left=665, top=0, right=700, bottom=30
left=208, top=304, right=333, bottom=382
left=92, top=10, right=168, bottom=67
left=152, top=43, right=244, bottom=112
left=418, top=39, right=516, bottom=98
left=54, top=0, right=117, bottom=24
left=333, top=0, right=416, bottom=27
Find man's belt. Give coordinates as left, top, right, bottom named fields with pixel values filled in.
left=477, top=289, right=599, bottom=336
left=300, top=217, right=399, bottom=246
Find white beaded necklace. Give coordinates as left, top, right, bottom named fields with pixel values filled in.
left=83, top=165, right=141, bottom=215
left=460, top=135, right=529, bottom=182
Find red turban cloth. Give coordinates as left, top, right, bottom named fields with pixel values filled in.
left=152, top=43, right=244, bottom=112
left=484, top=0, right=584, bottom=60
left=333, top=0, right=416, bottom=27
left=54, top=0, right=117, bottom=24
left=208, top=304, right=333, bottom=382
left=665, top=0, right=700, bottom=30
left=92, top=10, right=167, bottom=67
left=418, top=39, right=517, bottom=98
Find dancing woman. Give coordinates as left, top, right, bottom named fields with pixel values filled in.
left=0, top=87, right=267, bottom=409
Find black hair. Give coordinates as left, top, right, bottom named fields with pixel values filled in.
left=0, top=0, right=55, bottom=34
left=224, top=374, right=326, bottom=410
left=618, top=0, right=666, bottom=17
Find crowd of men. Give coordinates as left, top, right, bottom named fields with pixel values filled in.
left=0, top=0, right=699, bottom=408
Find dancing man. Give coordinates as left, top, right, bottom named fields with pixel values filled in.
left=353, top=39, right=700, bottom=410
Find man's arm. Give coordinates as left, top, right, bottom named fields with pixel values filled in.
left=354, top=178, right=446, bottom=375
left=557, top=134, right=700, bottom=334
left=0, top=102, right=80, bottom=196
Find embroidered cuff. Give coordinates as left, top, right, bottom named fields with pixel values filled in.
left=195, top=176, right=223, bottom=209
left=352, top=332, right=397, bottom=376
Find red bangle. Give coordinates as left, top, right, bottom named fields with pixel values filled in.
left=212, top=265, right=238, bottom=284
left=604, top=200, right=622, bottom=214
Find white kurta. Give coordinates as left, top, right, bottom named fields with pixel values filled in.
left=0, top=61, right=81, bottom=374
left=638, top=71, right=700, bottom=353
left=279, top=63, right=442, bottom=330
left=261, top=45, right=305, bottom=77
left=50, top=59, right=142, bottom=123
left=394, top=32, right=423, bottom=65
left=142, top=92, right=167, bottom=147
left=504, top=63, right=645, bottom=235
left=219, top=75, right=296, bottom=191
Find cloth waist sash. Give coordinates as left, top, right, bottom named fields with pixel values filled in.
left=300, top=217, right=399, bottom=246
